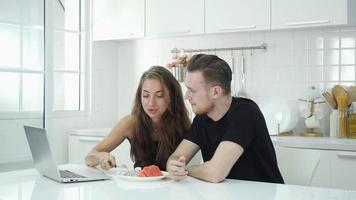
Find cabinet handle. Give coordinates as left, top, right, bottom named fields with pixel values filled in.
left=78, top=137, right=102, bottom=142
left=337, top=152, right=356, bottom=159
left=219, top=25, right=256, bottom=31
left=285, top=20, right=330, bottom=26
left=158, top=29, right=191, bottom=35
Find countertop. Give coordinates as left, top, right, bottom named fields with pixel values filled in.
left=1, top=169, right=356, bottom=200
left=68, top=128, right=356, bottom=152
left=271, top=136, right=356, bottom=151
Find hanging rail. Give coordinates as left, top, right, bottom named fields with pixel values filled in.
left=171, top=43, right=267, bottom=54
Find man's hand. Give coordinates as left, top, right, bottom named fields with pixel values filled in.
left=167, top=156, right=188, bottom=181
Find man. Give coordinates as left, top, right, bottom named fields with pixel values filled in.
left=167, top=54, right=284, bottom=183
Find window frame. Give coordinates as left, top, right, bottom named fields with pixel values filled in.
left=49, top=0, right=91, bottom=118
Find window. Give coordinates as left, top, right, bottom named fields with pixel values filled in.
left=0, top=0, right=88, bottom=118
left=52, top=0, right=87, bottom=112
left=0, top=0, right=44, bottom=115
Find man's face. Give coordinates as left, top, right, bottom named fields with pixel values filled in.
left=184, top=71, right=213, bottom=115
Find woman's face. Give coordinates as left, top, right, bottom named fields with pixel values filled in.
left=141, top=78, right=170, bottom=123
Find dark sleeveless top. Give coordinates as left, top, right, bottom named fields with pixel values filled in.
left=133, top=141, right=166, bottom=170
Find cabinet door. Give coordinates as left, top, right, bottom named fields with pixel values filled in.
left=93, top=0, right=144, bottom=40
left=330, top=151, right=356, bottom=190
left=68, top=135, right=103, bottom=164
left=146, top=0, right=204, bottom=37
left=205, top=0, right=270, bottom=33
left=274, top=146, right=329, bottom=186
left=68, top=135, right=134, bottom=168
left=111, top=139, right=134, bottom=169
left=272, top=0, right=351, bottom=29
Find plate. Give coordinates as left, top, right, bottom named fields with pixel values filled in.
left=259, top=99, right=298, bottom=135
left=117, top=171, right=169, bottom=181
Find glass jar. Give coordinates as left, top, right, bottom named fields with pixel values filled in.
left=347, top=102, right=356, bottom=139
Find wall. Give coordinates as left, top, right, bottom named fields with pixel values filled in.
left=113, top=26, right=356, bottom=136
left=90, top=41, right=119, bottom=128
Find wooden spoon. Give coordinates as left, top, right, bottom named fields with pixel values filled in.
left=336, top=95, right=348, bottom=138
left=322, top=91, right=337, bottom=109
left=348, top=86, right=356, bottom=103
left=332, top=85, right=351, bottom=107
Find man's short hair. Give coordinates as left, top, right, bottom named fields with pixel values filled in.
left=187, top=54, right=232, bottom=95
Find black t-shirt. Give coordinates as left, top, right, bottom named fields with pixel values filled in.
left=185, top=97, right=284, bottom=183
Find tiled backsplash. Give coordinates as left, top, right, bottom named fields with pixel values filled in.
left=114, top=26, right=356, bottom=135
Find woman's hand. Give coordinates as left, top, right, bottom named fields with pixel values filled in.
left=85, top=151, right=117, bottom=170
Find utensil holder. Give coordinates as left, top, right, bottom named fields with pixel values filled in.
left=330, top=109, right=338, bottom=137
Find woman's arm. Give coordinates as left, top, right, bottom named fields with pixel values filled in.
left=85, top=115, right=135, bottom=169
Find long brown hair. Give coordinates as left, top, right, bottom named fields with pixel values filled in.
left=130, top=66, right=191, bottom=170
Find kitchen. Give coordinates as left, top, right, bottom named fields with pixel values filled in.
left=1, top=0, right=356, bottom=199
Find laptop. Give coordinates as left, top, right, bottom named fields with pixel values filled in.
left=24, top=125, right=110, bottom=183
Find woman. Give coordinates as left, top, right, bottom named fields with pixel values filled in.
left=85, top=66, right=191, bottom=171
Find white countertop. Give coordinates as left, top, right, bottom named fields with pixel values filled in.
left=1, top=169, right=356, bottom=200
left=68, top=128, right=356, bottom=152
left=271, top=136, right=356, bottom=151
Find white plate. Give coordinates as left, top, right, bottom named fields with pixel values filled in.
left=259, top=99, right=298, bottom=135
left=117, top=171, right=169, bottom=181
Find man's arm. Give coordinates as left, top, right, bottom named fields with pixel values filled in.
left=187, top=141, right=243, bottom=183
left=167, top=139, right=200, bottom=180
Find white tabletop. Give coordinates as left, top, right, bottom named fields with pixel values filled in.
left=0, top=169, right=356, bottom=200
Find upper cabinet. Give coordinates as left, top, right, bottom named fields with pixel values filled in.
left=205, top=0, right=270, bottom=33
left=145, top=0, right=204, bottom=37
left=92, top=0, right=356, bottom=40
left=271, top=0, right=356, bottom=29
left=93, top=0, right=144, bottom=41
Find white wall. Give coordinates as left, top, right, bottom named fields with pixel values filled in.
left=111, top=27, right=356, bottom=136
left=90, top=41, right=119, bottom=128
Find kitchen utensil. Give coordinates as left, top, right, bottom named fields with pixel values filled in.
left=236, top=52, right=248, bottom=98
left=348, top=86, right=356, bottom=103
left=231, top=49, right=238, bottom=95
left=336, top=95, right=348, bottom=138
left=322, top=91, right=337, bottom=109
left=332, top=85, right=350, bottom=106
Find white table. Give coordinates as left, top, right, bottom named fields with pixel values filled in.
left=0, top=169, right=355, bottom=200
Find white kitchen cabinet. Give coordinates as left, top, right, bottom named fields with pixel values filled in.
left=68, top=130, right=203, bottom=170
left=275, top=145, right=356, bottom=190
left=330, top=151, right=356, bottom=190
left=145, top=0, right=204, bottom=37
left=274, top=146, right=330, bottom=187
left=205, top=0, right=270, bottom=33
left=68, top=134, right=134, bottom=169
left=92, top=0, right=144, bottom=41
left=271, top=0, right=356, bottom=29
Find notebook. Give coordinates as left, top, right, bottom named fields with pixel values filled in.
left=24, top=125, right=110, bottom=183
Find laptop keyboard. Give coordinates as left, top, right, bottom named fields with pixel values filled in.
left=59, top=170, right=86, bottom=178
